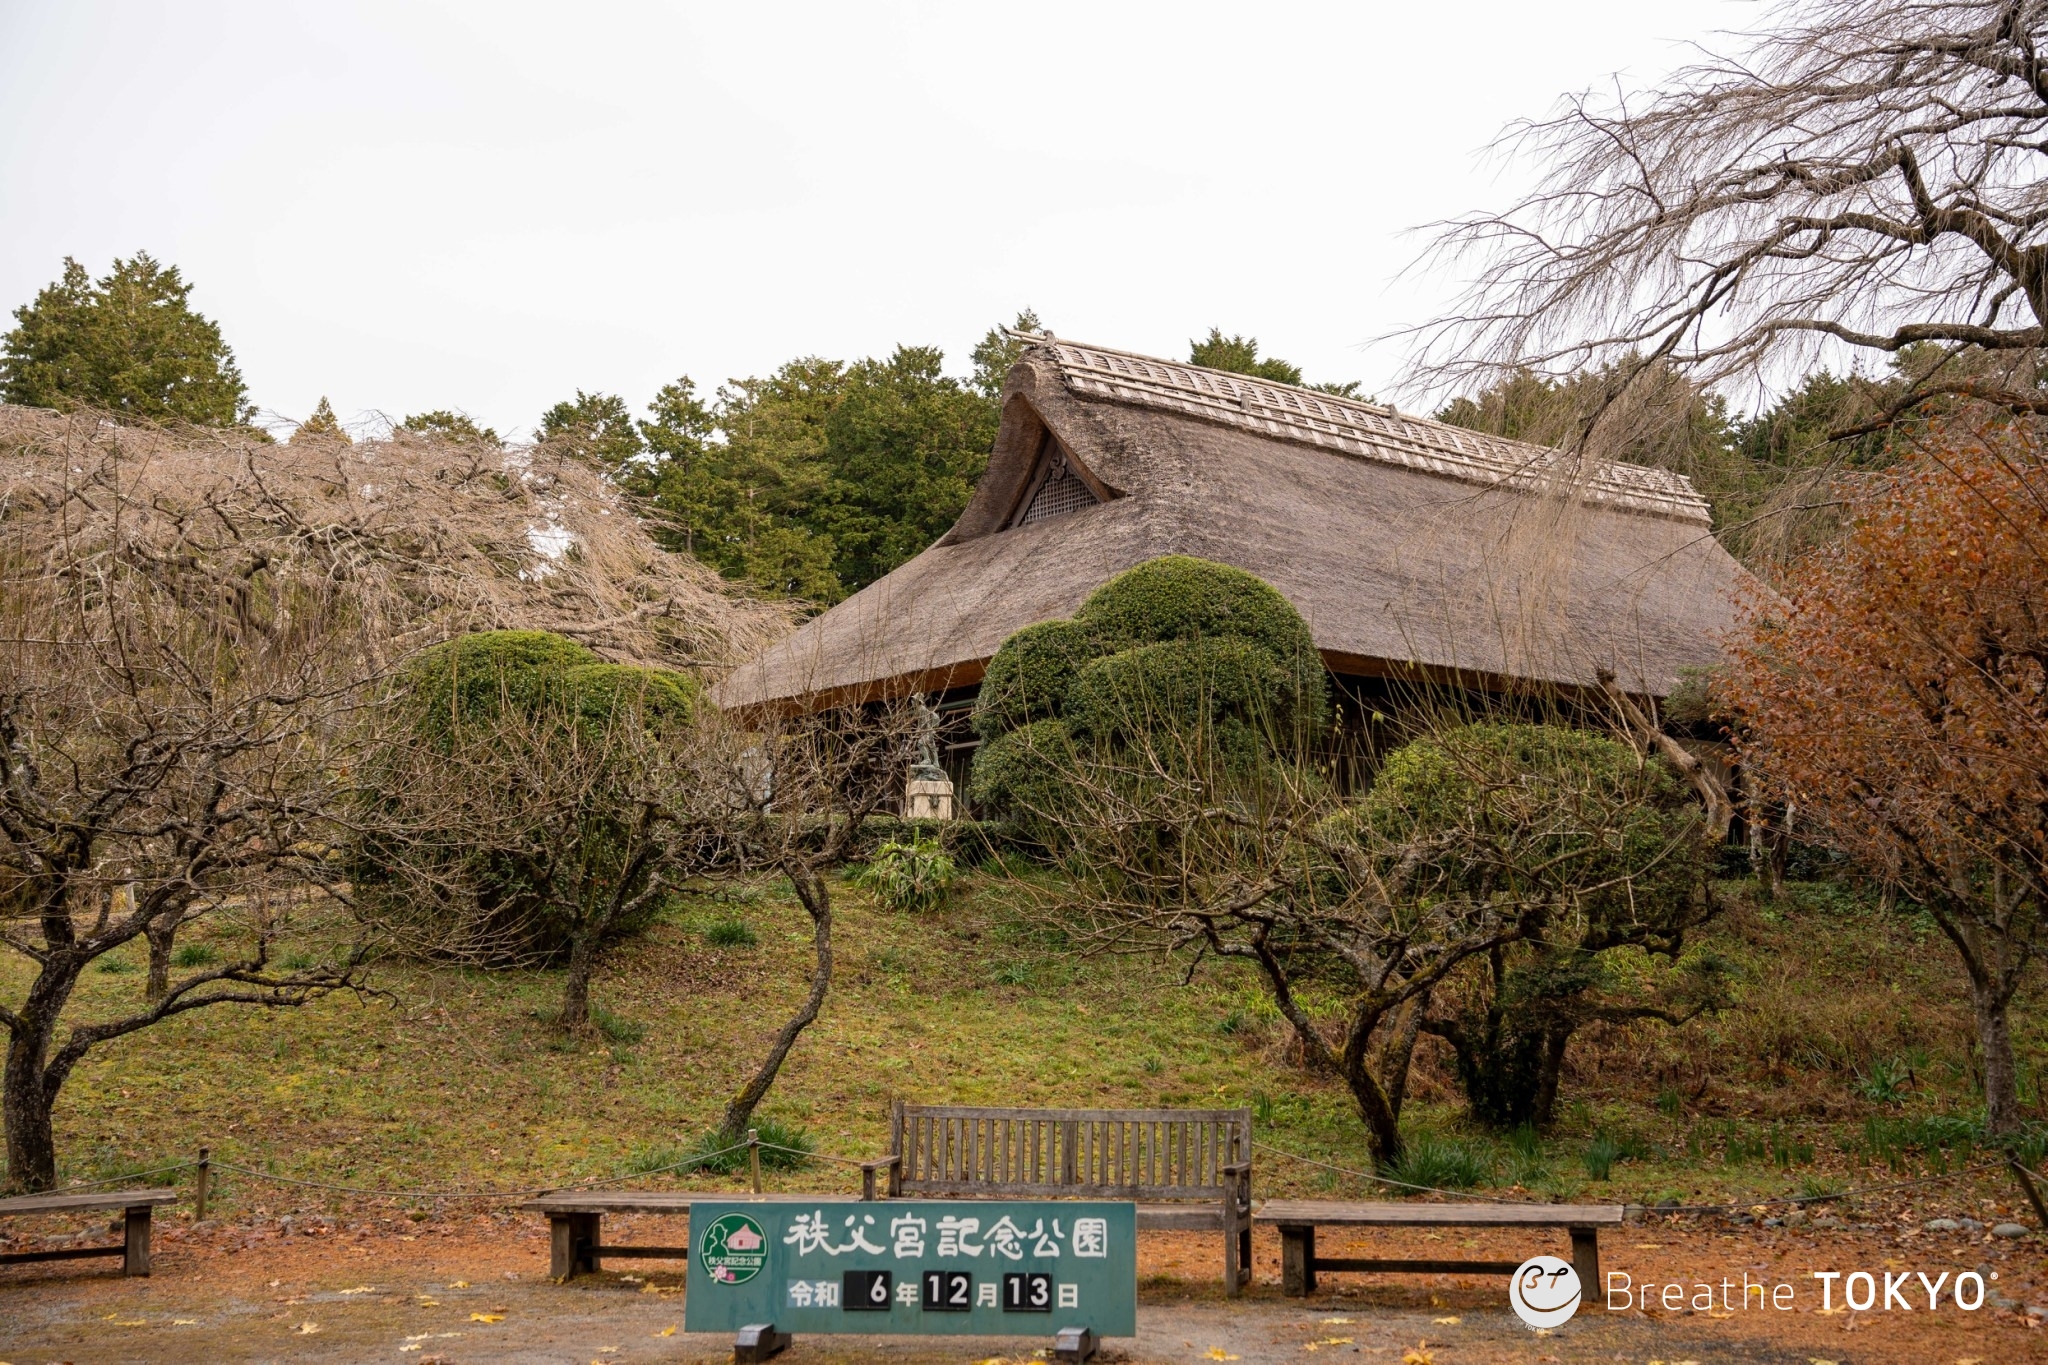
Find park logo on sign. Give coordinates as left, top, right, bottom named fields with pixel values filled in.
left=1508, top=1254, right=1581, bottom=1329
left=700, top=1211, right=769, bottom=1285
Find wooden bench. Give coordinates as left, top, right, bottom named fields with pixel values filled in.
left=1255, top=1200, right=1624, bottom=1296
left=0, top=1188, right=178, bottom=1277
left=519, top=1192, right=820, bottom=1280
left=879, top=1103, right=1254, bottom=1297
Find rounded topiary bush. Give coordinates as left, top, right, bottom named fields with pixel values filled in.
left=969, top=558, right=1330, bottom=827
left=1076, top=555, right=1317, bottom=663
left=560, top=662, right=702, bottom=731
left=966, top=718, right=1078, bottom=826
left=399, top=629, right=602, bottom=740
left=972, top=618, right=1096, bottom=741
left=360, top=630, right=703, bottom=963
left=1064, top=637, right=1294, bottom=744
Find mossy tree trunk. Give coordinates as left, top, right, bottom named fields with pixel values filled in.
left=716, top=860, right=834, bottom=1148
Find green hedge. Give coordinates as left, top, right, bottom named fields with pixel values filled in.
left=398, top=630, right=602, bottom=741
left=969, top=558, right=1329, bottom=828
left=965, top=719, right=1080, bottom=831
left=559, top=662, right=702, bottom=731
left=972, top=619, right=1095, bottom=741
left=1065, top=636, right=1296, bottom=743
left=359, top=630, right=703, bottom=962
left=1076, top=555, right=1317, bottom=664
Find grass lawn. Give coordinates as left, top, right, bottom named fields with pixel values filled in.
left=14, top=871, right=2045, bottom=1224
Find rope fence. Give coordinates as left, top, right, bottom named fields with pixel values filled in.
left=1252, top=1137, right=2027, bottom=1217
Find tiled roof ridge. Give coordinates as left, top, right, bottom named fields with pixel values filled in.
left=1021, top=333, right=1712, bottom=526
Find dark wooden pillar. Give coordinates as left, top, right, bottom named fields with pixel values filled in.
left=1569, top=1225, right=1600, bottom=1294
left=549, top=1212, right=601, bottom=1279
left=1280, top=1224, right=1315, bottom=1297
left=122, top=1204, right=152, bottom=1276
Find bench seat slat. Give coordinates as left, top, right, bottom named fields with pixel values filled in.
left=0, top=1188, right=178, bottom=1215
left=1255, top=1200, right=1624, bottom=1227
left=518, top=1192, right=813, bottom=1215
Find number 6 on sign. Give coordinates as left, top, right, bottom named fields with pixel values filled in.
left=842, top=1270, right=892, bottom=1312
left=922, top=1269, right=972, bottom=1310
left=1003, top=1272, right=1052, bottom=1313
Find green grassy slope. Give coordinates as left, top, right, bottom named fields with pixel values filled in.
left=13, top=875, right=2038, bottom=1217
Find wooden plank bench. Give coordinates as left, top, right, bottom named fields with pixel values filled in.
left=879, top=1103, right=1254, bottom=1297
left=0, top=1188, right=178, bottom=1278
left=518, top=1192, right=820, bottom=1280
left=1255, top=1200, right=1624, bottom=1296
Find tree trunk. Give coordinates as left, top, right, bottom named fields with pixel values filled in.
left=1531, top=1027, right=1573, bottom=1130
left=1339, top=1000, right=1404, bottom=1166
left=144, top=914, right=176, bottom=1005
left=1380, top=994, right=1429, bottom=1122
left=559, top=923, right=599, bottom=1034
left=3, top=962, right=78, bottom=1194
left=1970, top=971, right=2023, bottom=1138
left=717, top=861, right=833, bottom=1147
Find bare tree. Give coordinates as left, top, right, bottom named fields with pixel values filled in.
left=702, top=701, right=917, bottom=1149
left=0, top=434, right=376, bottom=1193
left=351, top=666, right=710, bottom=1035
left=1407, top=0, right=2048, bottom=432
left=993, top=695, right=1720, bottom=1162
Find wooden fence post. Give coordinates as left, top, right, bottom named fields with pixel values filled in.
left=194, top=1147, right=211, bottom=1222
left=748, top=1128, right=762, bottom=1194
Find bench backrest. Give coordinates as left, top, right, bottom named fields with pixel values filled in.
left=890, top=1103, right=1250, bottom=1200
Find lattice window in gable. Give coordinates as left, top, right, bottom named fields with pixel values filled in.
left=1017, top=456, right=1098, bottom=526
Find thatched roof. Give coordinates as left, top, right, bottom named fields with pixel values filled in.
left=716, top=336, right=1750, bottom=709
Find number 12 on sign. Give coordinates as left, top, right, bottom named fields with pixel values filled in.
left=922, top=1270, right=971, bottom=1311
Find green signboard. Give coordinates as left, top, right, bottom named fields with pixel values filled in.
left=683, top=1200, right=1137, bottom=1339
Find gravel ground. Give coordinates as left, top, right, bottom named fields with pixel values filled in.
left=1, top=1216, right=2040, bottom=1363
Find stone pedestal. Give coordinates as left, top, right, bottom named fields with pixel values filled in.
left=904, top=773, right=955, bottom=821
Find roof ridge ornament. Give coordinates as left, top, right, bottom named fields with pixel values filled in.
left=1016, top=335, right=1711, bottom=526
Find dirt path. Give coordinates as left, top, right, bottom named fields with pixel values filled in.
left=2, top=1214, right=2043, bottom=1363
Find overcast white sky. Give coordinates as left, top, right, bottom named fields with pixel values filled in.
left=0, top=1, right=1749, bottom=438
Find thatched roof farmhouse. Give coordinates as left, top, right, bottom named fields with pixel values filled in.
left=717, top=335, right=1749, bottom=737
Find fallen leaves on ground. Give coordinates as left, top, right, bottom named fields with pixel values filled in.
left=295, top=1322, right=320, bottom=1335
left=469, top=1312, right=504, bottom=1324
left=1205, top=1351, right=1239, bottom=1361
left=1402, top=1345, right=1433, bottom=1365
left=1431, top=1316, right=1460, bottom=1325
left=656, top=1324, right=676, bottom=1337
left=337, top=1285, right=374, bottom=1294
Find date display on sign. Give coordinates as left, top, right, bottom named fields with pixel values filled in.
left=843, top=1269, right=892, bottom=1311
left=1002, top=1272, right=1053, bottom=1313
left=921, top=1269, right=973, bottom=1311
